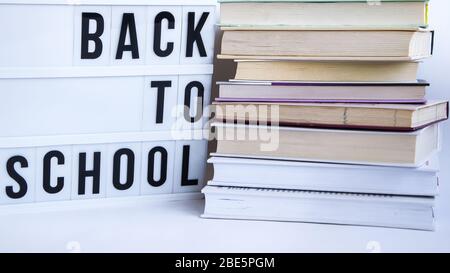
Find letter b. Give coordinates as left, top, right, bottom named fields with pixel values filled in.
left=81, top=12, right=104, bottom=59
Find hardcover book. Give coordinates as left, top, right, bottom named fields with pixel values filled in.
left=214, top=122, right=441, bottom=167
left=232, top=60, right=421, bottom=82
left=217, top=80, right=429, bottom=103
left=220, top=0, right=429, bottom=28
left=220, top=28, right=433, bottom=60
left=213, top=100, right=449, bottom=131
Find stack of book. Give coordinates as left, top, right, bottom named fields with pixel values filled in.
left=202, top=0, right=449, bottom=230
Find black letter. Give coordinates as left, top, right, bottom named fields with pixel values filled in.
left=147, top=147, right=168, bottom=187
left=184, top=81, right=204, bottom=123
left=186, top=12, right=209, bottom=57
left=6, top=156, right=28, bottom=199
left=116, top=13, right=139, bottom=59
left=181, top=145, right=198, bottom=186
left=78, top=152, right=101, bottom=195
left=112, top=148, right=135, bottom=191
left=43, top=151, right=65, bottom=194
left=154, top=11, right=175, bottom=57
left=151, top=81, right=171, bottom=124
left=81, top=12, right=104, bottom=59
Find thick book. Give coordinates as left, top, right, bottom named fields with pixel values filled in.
left=219, top=28, right=433, bottom=60
left=202, top=186, right=435, bottom=231
left=213, top=122, right=441, bottom=167
left=208, top=156, right=439, bottom=196
left=217, top=80, right=429, bottom=103
left=220, top=0, right=429, bottom=28
left=233, top=60, right=420, bottom=82
left=213, top=100, right=449, bottom=131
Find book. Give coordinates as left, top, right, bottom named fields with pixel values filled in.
left=233, top=60, right=420, bottom=82
left=219, top=28, right=433, bottom=60
left=217, top=80, right=429, bottom=103
left=220, top=0, right=429, bottom=28
left=201, top=186, right=435, bottom=231
left=213, top=122, right=440, bottom=167
left=208, top=156, right=439, bottom=196
left=213, top=100, right=449, bottom=131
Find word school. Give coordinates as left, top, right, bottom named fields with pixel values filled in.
left=0, top=140, right=206, bottom=204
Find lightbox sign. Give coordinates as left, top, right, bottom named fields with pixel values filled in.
left=0, top=0, right=215, bottom=205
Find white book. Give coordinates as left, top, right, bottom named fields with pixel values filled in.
left=208, top=156, right=440, bottom=197
left=202, top=186, right=435, bottom=231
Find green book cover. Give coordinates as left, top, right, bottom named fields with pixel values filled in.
left=220, top=0, right=430, bottom=28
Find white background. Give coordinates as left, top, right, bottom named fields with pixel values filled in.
left=0, top=0, right=450, bottom=253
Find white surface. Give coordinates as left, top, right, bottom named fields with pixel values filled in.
left=1, top=198, right=450, bottom=253
left=0, top=5, right=74, bottom=67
